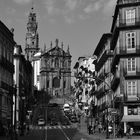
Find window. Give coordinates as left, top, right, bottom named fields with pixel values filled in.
left=126, top=32, right=136, bottom=50
left=55, top=58, right=59, bottom=68
left=128, top=106, right=138, bottom=115
left=127, top=81, right=137, bottom=96
left=47, top=80, right=49, bottom=87
left=126, top=9, right=135, bottom=24
left=37, top=75, right=40, bottom=82
left=127, top=58, right=136, bottom=72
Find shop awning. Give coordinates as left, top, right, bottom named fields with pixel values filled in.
left=121, top=115, right=140, bottom=122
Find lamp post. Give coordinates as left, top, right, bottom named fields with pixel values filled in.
left=21, top=96, right=25, bottom=136
left=106, top=103, right=109, bottom=139
left=10, top=88, right=14, bottom=140
left=14, top=85, right=17, bottom=140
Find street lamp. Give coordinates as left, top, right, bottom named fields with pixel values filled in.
left=21, top=96, right=25, bottom=136
left=106, top=102, right=109, bottom=139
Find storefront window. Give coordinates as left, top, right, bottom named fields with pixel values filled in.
left=128, top=106, right=138, bottom=115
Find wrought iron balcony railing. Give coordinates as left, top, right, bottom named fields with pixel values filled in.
left=118, top=0, right=140, bottom=5
left=117, top=18, right=140, bottom=28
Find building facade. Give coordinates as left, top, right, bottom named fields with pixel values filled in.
left=14, top=44, right=33, bottom=129
left=40, top=39, right=71, bottom=97
left=0, top=21, right=16, bottom=130
left=110, top=0, right=140, bottom=134
left=25, top=5, right=39, bottom=62
left=32, top=51, right=41, bottom=90
left=93, top=33, right=114, bottom=131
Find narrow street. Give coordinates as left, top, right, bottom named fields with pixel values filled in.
left=15, top=125, right=94, bottom=140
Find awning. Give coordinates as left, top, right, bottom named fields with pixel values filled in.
left=121, top=115, right=140, bottom=122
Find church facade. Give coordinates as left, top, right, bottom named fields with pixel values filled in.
left=40, top=39, right=71, bottom=97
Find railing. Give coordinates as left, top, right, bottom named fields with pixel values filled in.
left=116, top=18, right=140, bottom=28
left=113, top=45, right=140, bottom=58
left=124, top=95, right=140, bottom=101
left=118, top=0, right=140, bottom=5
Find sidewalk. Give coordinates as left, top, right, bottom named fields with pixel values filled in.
left=77, top=115, right=140, bottom=140
left=77, top=115, right=106, bottom=140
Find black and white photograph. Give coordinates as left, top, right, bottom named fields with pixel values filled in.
left=0, top=0, right=140, bottom=140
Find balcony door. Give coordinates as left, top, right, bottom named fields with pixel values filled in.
left=126, top=9, right=135, bottom=25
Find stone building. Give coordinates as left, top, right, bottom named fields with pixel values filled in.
left=25, top=5, right=39, bottom=62
left=0, top=21, right=16, bottom=130
left=40, top=39, right=71, bottom=97
left=13, top=44, right=33, bottom=129
left=111, top=0, right=140, bottom=134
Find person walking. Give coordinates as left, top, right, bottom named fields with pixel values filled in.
left=129, top=127, right=134, bottom=139
left=98, top=123, right=102, bottom=133
left=88, top=125, right=92, bottom=135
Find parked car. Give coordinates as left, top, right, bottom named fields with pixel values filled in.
left=38, top=118, right=45, bottom=126
left=63, top=103, right=71, bottom=112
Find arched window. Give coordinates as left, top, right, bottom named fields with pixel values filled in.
left=55, top=58, right=59, bottom=68
left=52, top=77, right=60, bottom=88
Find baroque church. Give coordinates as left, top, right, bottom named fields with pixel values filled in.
left=40, top=39, right=72, bottom=97
left=24, top=5, right=72, bottom=97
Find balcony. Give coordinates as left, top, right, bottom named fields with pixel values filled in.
left=124, top=95, right=140, bottom=102
left=117, top=0, right=140, bottom=5
left=117, top=18, right=140, bottom=29
left=96, top=50, right=113, bottom=71
left=111, top=46, right=140, bottom=73
left=123, top=68, right=140, bottom=79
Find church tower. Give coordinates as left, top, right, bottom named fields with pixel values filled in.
left=25, top=4, right=39, bottom=61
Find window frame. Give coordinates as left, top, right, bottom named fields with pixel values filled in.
left=127, top=80, right=137, bottom=96
left=126, top=9, right=136, bottom=24
left=127, top=57, right=136, bottom=72
left=126, top=32, right=136, bottom=50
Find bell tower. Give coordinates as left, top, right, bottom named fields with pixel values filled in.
left=25, top=4, right=39, bottom=61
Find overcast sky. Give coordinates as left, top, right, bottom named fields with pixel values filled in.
left=0, top=0, right=117, bottom=69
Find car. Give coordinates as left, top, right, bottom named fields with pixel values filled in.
left=63, top=104, right=71, bottom=112
left=38, top=118, right=45, bottom=126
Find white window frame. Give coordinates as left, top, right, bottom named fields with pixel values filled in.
left=126, top=32, right=136, bottom=50
left=126, top=9, right=135, bottom=24
left=127, top=58, right=136, bottom=72
left=127, top=81, right=137, bottom=96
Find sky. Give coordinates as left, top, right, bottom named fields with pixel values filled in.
left=0, top=0, right=117, bottom=69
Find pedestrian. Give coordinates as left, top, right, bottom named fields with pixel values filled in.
left=88, top=125, right=92, bottom=135
left=93, top=125, right=96, bottom=133
left=129, top=127, right=134, bottom=138
left=126, top=125, right=130, bottom=139
left=26, top=125, right=30, bottom=135
left=98, top=123, right=102, bottom=133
